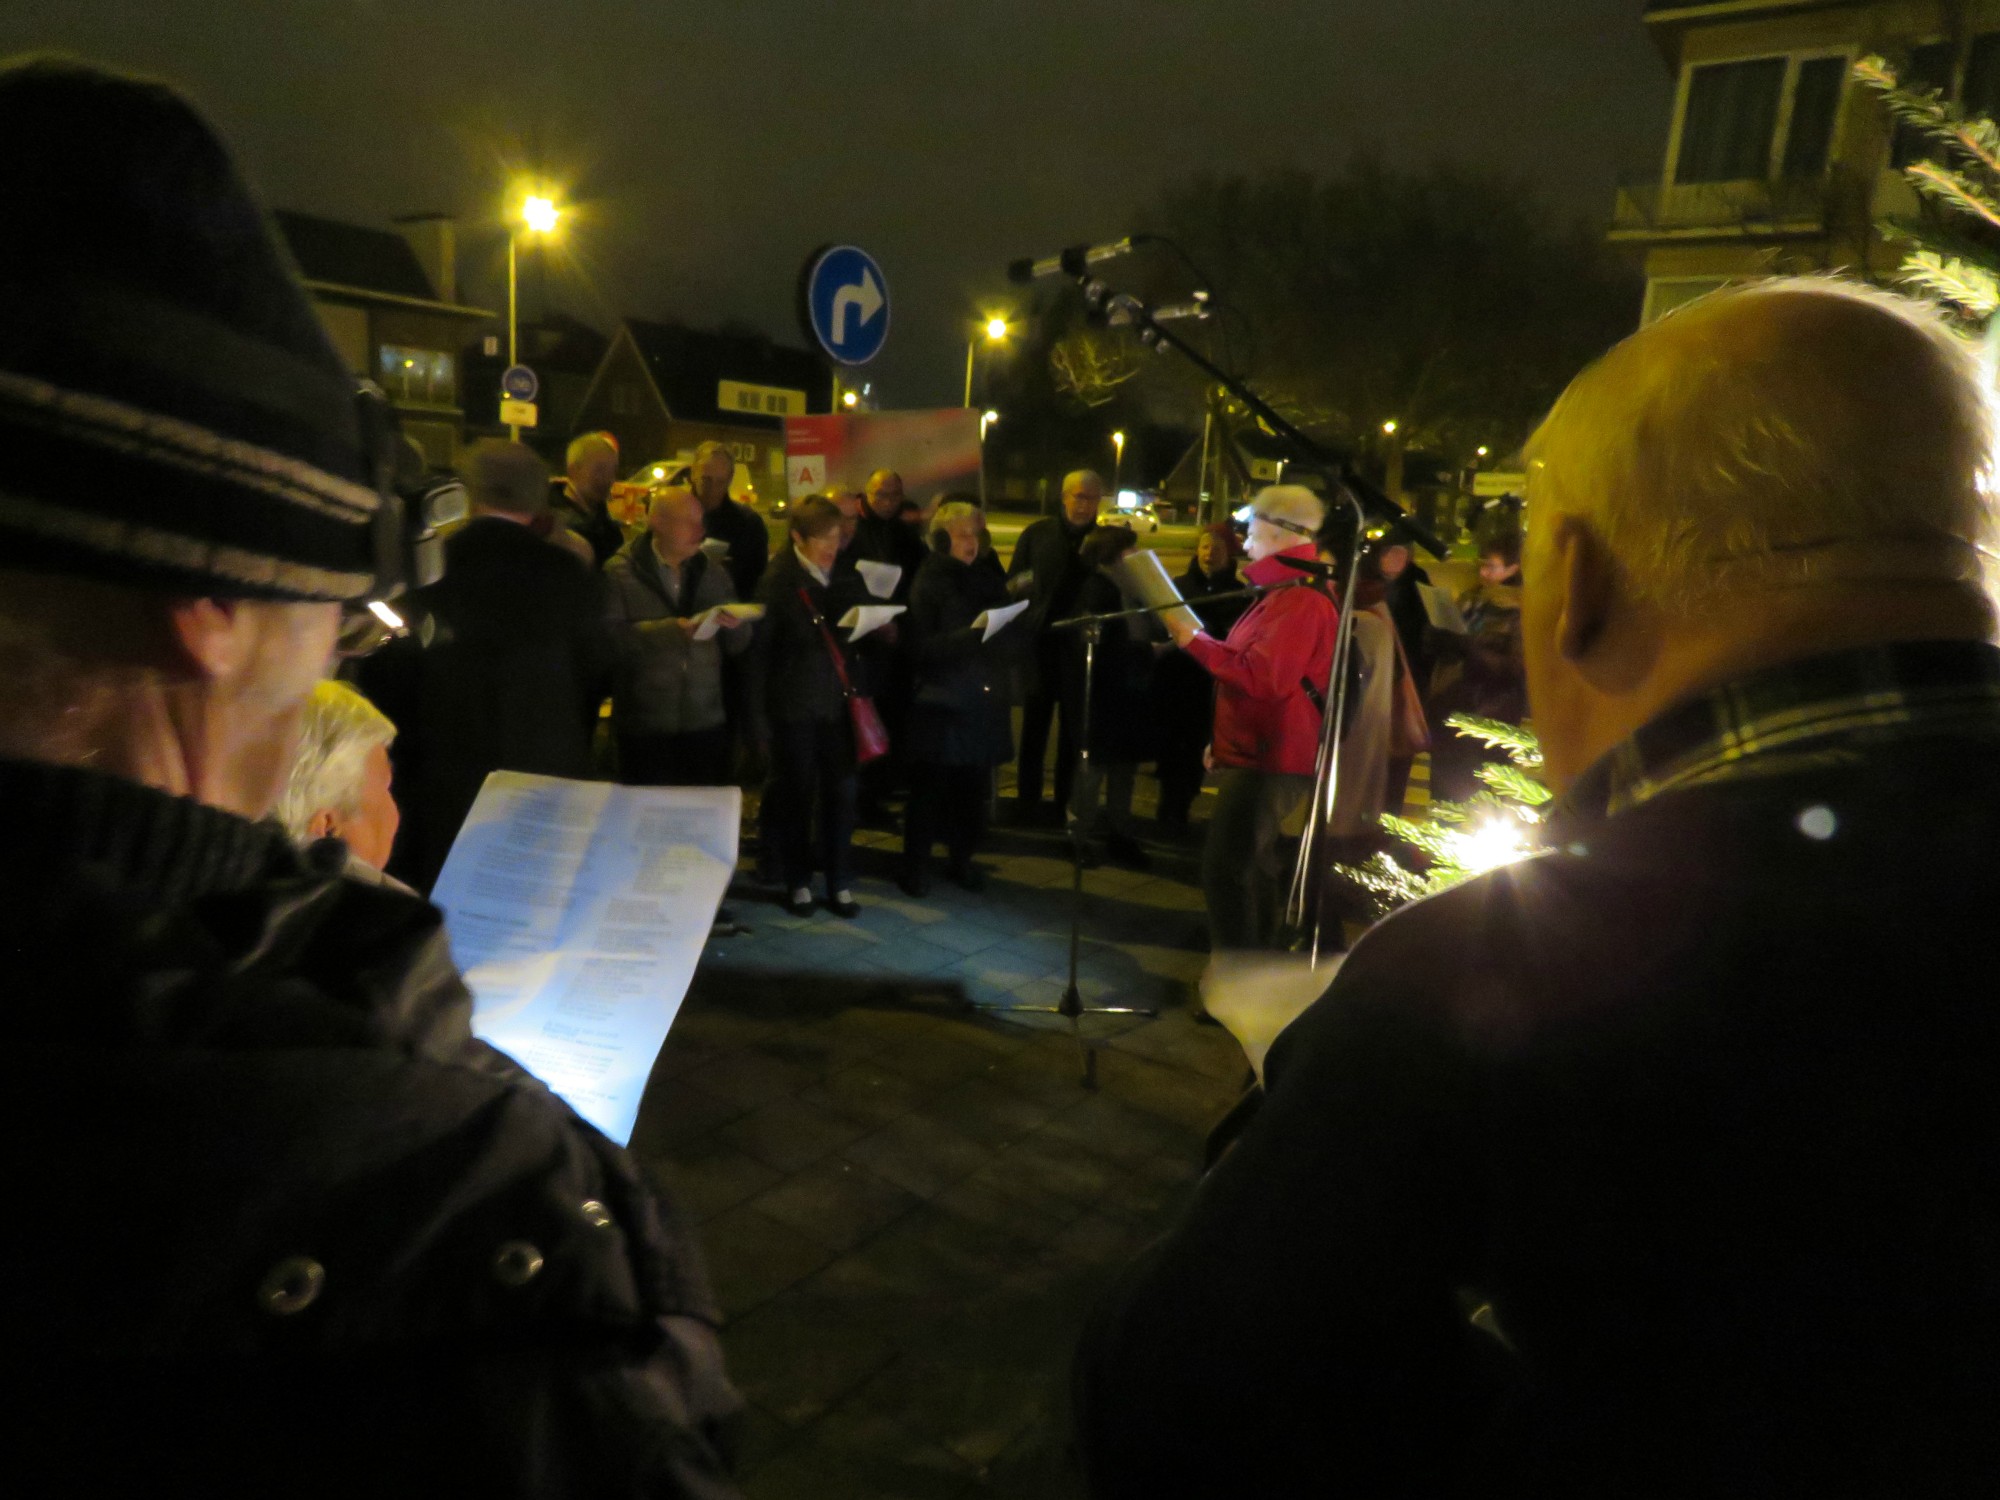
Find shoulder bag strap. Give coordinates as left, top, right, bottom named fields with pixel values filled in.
left=799, top=587, right=859, bottom=698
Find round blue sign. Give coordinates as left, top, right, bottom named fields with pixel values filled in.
left=500, top=363, right=539, bottom=401
left=804, top=246, right=891, bottom=366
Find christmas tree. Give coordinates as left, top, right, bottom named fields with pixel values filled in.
left=1855, top=53, right=2000, bottom=319
left=1333, top=714, right=1550, bottom=917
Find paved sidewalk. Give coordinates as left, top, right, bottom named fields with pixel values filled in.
left=627, top=802, right=1248, bottom=1498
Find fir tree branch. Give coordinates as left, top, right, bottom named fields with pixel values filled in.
left=1897, top=250, right=2000, bottom=317
left=1905, top=160, right=2000, bottom=234
left=1443, top=713, right=1544, bottom=766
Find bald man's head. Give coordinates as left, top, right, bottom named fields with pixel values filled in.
left=1520, top=276, right=2000, bottom=791
left=864, top=469, right=904, bottom=520
left=566, top=432, right=618, bottom=506
left=1525, top=277, right=1999, bottom=614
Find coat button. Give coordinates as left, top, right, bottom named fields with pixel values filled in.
left=580, top=1199, right=614, bottom=1230
left=257, top=1255, right=324, bottom=1316
left=492, top=1240, right=545, bottom=1288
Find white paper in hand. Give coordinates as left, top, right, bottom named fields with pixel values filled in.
left=971, top=599, right=1030, bottom=641
left=1417, top=583, right=1469, bottom=634
left=689, top=602, right=765, bottom=641
left=1112, top=550, right=1203, bottom=637
left=1201, top=950, right=1344, bottom=1085
left=430, top=773, right=740, bottom=1144
left=854, top=559, right=902, bottom=600
left=837, top=603, right=906, bottom=641
left=698, top=537, right=731, bottom=561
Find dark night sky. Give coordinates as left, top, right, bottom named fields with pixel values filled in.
left=7, top=2, right=1672, bottom=405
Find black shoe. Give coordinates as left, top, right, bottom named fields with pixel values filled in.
left=946, top=861, right=986, bottom=893
left=783, top=887, right=816, bottom=917
left=828, top=890, right=862, bottom=919
left=898, top=869, right=931, bottom=899
left=1104, top=831, right=1152, bottom=870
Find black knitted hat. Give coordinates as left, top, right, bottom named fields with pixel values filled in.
left=0, top=56, right=385, bottom=601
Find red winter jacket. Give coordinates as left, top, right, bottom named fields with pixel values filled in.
left=1183, top=544, right=1338, bottom=776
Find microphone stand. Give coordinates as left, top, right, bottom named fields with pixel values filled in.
left=971, top=581, right=1310, bottom=1086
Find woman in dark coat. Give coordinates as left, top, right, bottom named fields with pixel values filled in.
left=748, top=497, right=871, bottom=917
left=899, top=501, right=1023, bottom=894
left=1154, top=524, right=1250, bottom=830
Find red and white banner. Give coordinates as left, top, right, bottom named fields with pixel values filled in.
left=785, top=408, right=981, bottom=504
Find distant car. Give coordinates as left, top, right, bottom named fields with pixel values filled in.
left=1112, top=502, right=1161, bottom=534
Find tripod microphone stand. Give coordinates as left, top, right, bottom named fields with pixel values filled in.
left=970, top=581, right=1306, bottom=1085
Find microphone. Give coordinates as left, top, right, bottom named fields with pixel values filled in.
left=1007, top=236, right=1145, bottom=285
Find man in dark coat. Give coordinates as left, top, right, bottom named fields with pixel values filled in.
left=1006, top=468, right=1106, bottom=822
left=1075, top=280, right=2000, bottom=1497
left=364, top=440, right=616, bottom=894
left=551, top=429, right=626, bottom=566
left=690, top=439, right=769, bottom=600
left=849, top=468, right=928, bottom=823
left=0, top=57, right=738, bottom=1496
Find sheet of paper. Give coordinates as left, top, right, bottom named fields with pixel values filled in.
left=1201, top=951, right=1345, bottom=1084
left=837, top=603, right=906, bottom=641
left=698, top=537, right=731, bottom=561
left=430, top=772, right=741, bottom=1144
left=1417, top=583, right=1469, bottom=634
left=689, top=601, right=765, bottom=641
left=854, top=559, right=902, bottom=600
left=971, top=599, right=1030, bottom=642
left=1112, top=549, right=1203, bottom=637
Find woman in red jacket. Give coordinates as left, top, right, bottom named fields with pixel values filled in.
left=1164, top=486, right=1339, bottom=952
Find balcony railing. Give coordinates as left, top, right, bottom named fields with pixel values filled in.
left=1610, top=176, right=1832, bottom=239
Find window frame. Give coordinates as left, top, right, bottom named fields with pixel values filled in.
left=1664, top=45, right=1856, bottom=186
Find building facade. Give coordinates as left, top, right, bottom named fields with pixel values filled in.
left=275, top=210, right=494, bottom=468
left=1614, top=0, right=2000, bottom=321
left=572, top=319, right=833, bottom=499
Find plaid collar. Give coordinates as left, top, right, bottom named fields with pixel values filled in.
left=1556, top=639, right=2000, bottom=823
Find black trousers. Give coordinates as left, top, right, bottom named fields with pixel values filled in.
left=765, top=716, right=857, bottom=893
left=618, top=726, right=732, bottom=788
left=903, top=762, right=990, bottom=877
left=1016, top=636, right=1081, bottom=811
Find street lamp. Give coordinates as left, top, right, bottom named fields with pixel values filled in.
left=965, top=315, right=1009, bottom=407
left=1381, top=418, right=1399, bottom=437
left=842, top=389, right=859, bottom=409
left=1111, top=429, right=1126, bottom=490
left=508, top=191, right=561, bottom=439
left=978, top=410, right=1000, bottom=506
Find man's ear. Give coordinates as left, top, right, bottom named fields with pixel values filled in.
left=307, top=808, right=340, bottom=842
left=164, top=597, right=252, bottom=681
left=1552, top=517, right=1615, bottom=663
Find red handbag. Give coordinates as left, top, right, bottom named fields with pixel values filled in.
left=801, top=588, right=890, bottom=764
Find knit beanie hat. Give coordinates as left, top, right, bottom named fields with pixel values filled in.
left=0, top=56, right=387, bottom=601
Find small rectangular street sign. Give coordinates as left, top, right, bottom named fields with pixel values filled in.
left=719, top=380, right=809, bottom=418
left=1472, top=471, right=1525, bottom=496
left=500, top=398, right=538, bottom=428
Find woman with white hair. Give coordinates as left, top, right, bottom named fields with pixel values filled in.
left=276, top=679, right=401, bottom=871
left=1163, top=484, right=1340, bottom=955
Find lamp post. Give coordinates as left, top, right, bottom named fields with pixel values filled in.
left=964, top=316, right=1008, bottom=407
left=1381, top=416, right=1404, bottom=503
left=507, top=193, right=560, bottom=440
left=1111, top=429, right=1126, bottom=491
left=979, top=409, right=999, bottom=507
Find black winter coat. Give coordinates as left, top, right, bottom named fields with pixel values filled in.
left=746, top=547, right=870, bottom=738
left=701, top=497, right=770, bottom=600
left=361, top=517, right=614, bottom=894
left=849, top=507, right=927, bottom=603
left=3, top=759, right=739, bottom=1498
left=1006, top=514, right=1097, bottom=632
left=905, top=550, right=1018, bottom=767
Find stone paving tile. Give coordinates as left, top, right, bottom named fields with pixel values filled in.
left=700, top=1201, right=843, bottom=1320
left=749, top=1154, right=922, bottom=1252
left=840, top=1111, right=992, bottom=1199
left=797, top=1057, right=940, bottom=1129
left=723, top=1283, right=904, bottom=1428
left=720, top=1093, right=874, bottom=1174
left=636, top=1133, right=784, bottom=1225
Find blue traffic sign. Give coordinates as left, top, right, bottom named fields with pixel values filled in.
left=500, top=363, right=539, bottom=402
left=804, top=245, right=890, bottom=366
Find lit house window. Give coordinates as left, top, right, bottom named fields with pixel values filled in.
left=377, top=345, right=456, bottom=406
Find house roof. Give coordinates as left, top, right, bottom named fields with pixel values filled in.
left=522, top=311, right=611, bottom=376
left=274, top=209, right=440, bottom=302
left=623, top=317, right=831, bottom=425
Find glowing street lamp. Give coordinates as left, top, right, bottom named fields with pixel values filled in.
left=1381, top=418, right=1399, bottom=437
left=842, top=389, right=859, bottom=409
left=507, top=189, right=562, bottom=438
left=965, top=315, right=1009, bottom=407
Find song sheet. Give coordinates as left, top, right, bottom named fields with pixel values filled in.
left=689, top=601, right=765, bottom=641
left=1112, top=550, right=1203, bottom=637
left=430, top=772, right=740, bottom=1144
left=1201, top=951, right=1345, bottom=1084
left=1417, top=583, right=1469, bottom=634
left=970, top=599, right=1029, bottom=641
left=838, top=603, right=905, bottom=641
left=854, top=559, right=902, bottom=600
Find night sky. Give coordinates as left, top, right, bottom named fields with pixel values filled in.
left=7, top=2, right=1672, bottom=405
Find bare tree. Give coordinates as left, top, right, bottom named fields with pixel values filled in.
left=1048, top=325, right=1146, bottom=408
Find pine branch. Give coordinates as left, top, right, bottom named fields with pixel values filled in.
left=1443, top=713, right=1544, bottom=766
left=1476, top=760, right=1555, bottom=806
left=1857, top=55, right=2000, bottom=182
left=1898, top=250, right=2000, bottom=317
left=1905, top=160, right=2000, bottom=234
